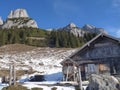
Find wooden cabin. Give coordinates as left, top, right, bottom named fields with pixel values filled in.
left=61, top=33, right=120, bottom=81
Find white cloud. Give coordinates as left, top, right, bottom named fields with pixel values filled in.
left=107, top=0, right=120, bottom=16
left=106, top=27, right=120, bottom=37
left=112, top=0, right=120, bottom=7
left=116, top=29, right=120, bottom=37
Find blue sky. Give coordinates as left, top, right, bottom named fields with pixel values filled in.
left=1, top=0, right=120, bottom=37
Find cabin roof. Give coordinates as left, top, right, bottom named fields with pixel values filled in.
left=61, top=33, right=120, bottom=65
left=70, top=33, right=120, bottom=58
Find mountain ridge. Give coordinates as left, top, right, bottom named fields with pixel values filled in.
left=55, top=22, right=107, bottom=37
left=0, top=8, right=108, bottom=36
left=0, top=8, right=108, bottom=48
left=0, top=8, right=107, bottom=36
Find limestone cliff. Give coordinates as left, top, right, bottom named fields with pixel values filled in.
left=7, top=9, right=29, bottom=18
left=2, top=9, right=38, bottom=28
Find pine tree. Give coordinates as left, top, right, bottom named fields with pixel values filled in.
left=55, top=37, right=59, bottom=47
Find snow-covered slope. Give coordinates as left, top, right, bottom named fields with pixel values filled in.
left=0, top=44, right=76, bottom=75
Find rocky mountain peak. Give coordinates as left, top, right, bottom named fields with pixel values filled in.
left=0, top=17, right=3, bottom=25
left=67, top=23, right=76, bottom=28
left=7, top=9, right=29, bottom=19
left=2, top=8, right=38, bottom=28
left=83, top=24, right=96, bottom=30
left=58, top=23, right=85, bottom=37
left=82, top=24, right=107, bottom=34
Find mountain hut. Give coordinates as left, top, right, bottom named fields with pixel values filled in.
left=61, top=33, right=120, bottom=81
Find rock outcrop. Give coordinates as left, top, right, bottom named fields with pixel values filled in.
left=87, top=74, right=120, bottom=90
left=2, top=9, right=38, bottom=28
left=66, top=22, right=76, bottom=28
left=58, top=23, right=85, bottom=37
left=0, top=17, right=3, bottom=25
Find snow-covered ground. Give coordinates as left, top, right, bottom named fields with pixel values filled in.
left=23, top=82, right=75, bottom=90
left=0, top=44, right=78, bottom=90
left=0, top=44, right=77, bottom=74
left=0, top=84, right=8, bottom=90
left=0, top=78, right=8, bottom=90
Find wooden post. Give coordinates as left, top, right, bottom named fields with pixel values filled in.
left=66, top=64, right=69, bottom=81
left=73, top=64, right=76, bottom=82
left=78, top=66, right=82, bottom=90
left=9, top=63, right=16, bottom=86
left=9, top=65, right=12, bottom=86
left=13, top=64, right=16, bottom=85
left=62, top=65, right=65, bottom=81
left=62, top=74, right=64, bottom=81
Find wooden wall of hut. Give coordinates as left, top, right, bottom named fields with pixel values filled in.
left=72, top=39, right=120, bottom=60
left=81, top=63, right=110, bottom=80
left=74, top=45, right=120, bottom=60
